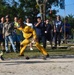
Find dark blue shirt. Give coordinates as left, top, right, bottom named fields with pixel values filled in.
left=62, top=23, right=71, bottom=32
left=45, top=24, right=52, bottom=34
left=0, top=23, right=3, bottom=34
left=54, top=20, right=62, bottom=32
left=34, top=22, right=45, bottom=36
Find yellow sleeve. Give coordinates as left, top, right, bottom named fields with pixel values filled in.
left=32, top=29, right=37, bottom=39
left=26, top=26, right=37, bottom=39
left=17, top=27, right=22, bottom=31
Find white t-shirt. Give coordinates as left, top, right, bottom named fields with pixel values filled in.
left=26, top=23, right=33, bottom=28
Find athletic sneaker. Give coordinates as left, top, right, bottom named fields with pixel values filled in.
left=30, top=48, right=33, bottom=51
left=43, top=54, right=49, bottom=60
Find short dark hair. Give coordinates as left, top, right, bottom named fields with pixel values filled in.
left=56, top=15, right=61, bottom=20
left=37, top=17, right=41, bottom=19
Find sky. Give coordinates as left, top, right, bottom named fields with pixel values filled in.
left=52, top=0, right=74, bottom=17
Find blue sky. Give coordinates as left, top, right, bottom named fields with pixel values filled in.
left=52, top=0, right=74, bottom=17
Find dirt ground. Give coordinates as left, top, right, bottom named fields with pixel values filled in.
left=0, top=58, right=74, bottom=75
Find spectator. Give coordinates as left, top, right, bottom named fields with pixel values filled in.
left=34, top=17, right=46, bottom=48
left=44, top=19, right=52, bottom=48
left=12, top=16, right=22, bottom=52
left=0, top=17, right=5, bottom=52
left=53, top=15, right=62, bottom=48
left=62, top=18, right=71, bottom=40
left=0, top=17, right=5, bottom=60
left=26, top=18, right=34, bottom=50
left=3, top=15, right=16, bottom=53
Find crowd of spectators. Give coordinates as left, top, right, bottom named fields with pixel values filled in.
left=0, top=15, right=71, bottom=54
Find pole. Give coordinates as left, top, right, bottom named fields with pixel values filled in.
left=64, top=2, right=66, bottom=43
left=64, top=9, right=66, bottom=43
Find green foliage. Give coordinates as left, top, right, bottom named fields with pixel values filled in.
left=46, top=0, right=59, bottom=9
left=46, top=9, right=57, bottom=20
left=65, top=15, right=74, bottom=30
left=18, top=0, right=39, bottom=22
left=0, top=0, right=61, bottom=22
left=0, top=0, right=19, bottom=20
left=62, top=15, right=74, bottom=36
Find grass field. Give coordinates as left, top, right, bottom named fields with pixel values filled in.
left=2, top=47, right=74, bottom=59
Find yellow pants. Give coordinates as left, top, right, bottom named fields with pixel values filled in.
left=20, top=39, right=48, bottom=56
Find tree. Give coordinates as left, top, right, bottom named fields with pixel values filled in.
left=65, top=15, right=74, bottom=28
left=0, top=0, right=6, bottom=17
left=0, top=0, right=60, bottom=22
left=62, top=15, right=74, bottom=38
left=0, top=0, right=19, bottom=20
left=18, top=0, right=39, bottom=22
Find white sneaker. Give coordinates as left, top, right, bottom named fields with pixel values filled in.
left=30, top=48, right=33, bottom=51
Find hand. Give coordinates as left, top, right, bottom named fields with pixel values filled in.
left=60, top=29, right=62, bottom=32
left=34, top=38, right=38, bottom=42
left=60, top=28, right=62, bottom=32
left=45, top=31, right=47, bottom=33
left=54, top=29, right=56, bottom=33
left=14, top=26, right=18, bottom=29
left=3, top=35, right=5, bottom=38
left=35, top=22, right=40, bottom=27
left=37, top=22, right=40, bottom=25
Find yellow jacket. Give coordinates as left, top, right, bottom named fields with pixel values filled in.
left=18, top=25, right=37, bottom=39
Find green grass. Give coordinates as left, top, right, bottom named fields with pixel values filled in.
left=2, top=47, right=74, bottom=59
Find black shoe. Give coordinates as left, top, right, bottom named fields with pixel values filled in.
left=16, top=51, right=19, bottom=53
left=0, top=56, right=4, bottom=60
left=25, top=56, right=30, bottom=60
left=59, top=44, right=60, bottom=46
left=2, top=50, right=6, bottom=53
left=6, top=50, right=10, bottom=53
left=15, top=50, right=19, bottom=53
left=43, top=54, right=49, bottom=60
left=54, top=46, right=57, bottom=49
left=46, top=54, right=49, bottom=58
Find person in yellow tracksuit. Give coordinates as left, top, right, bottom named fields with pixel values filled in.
left=16, top=18, right=49, bottom=58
